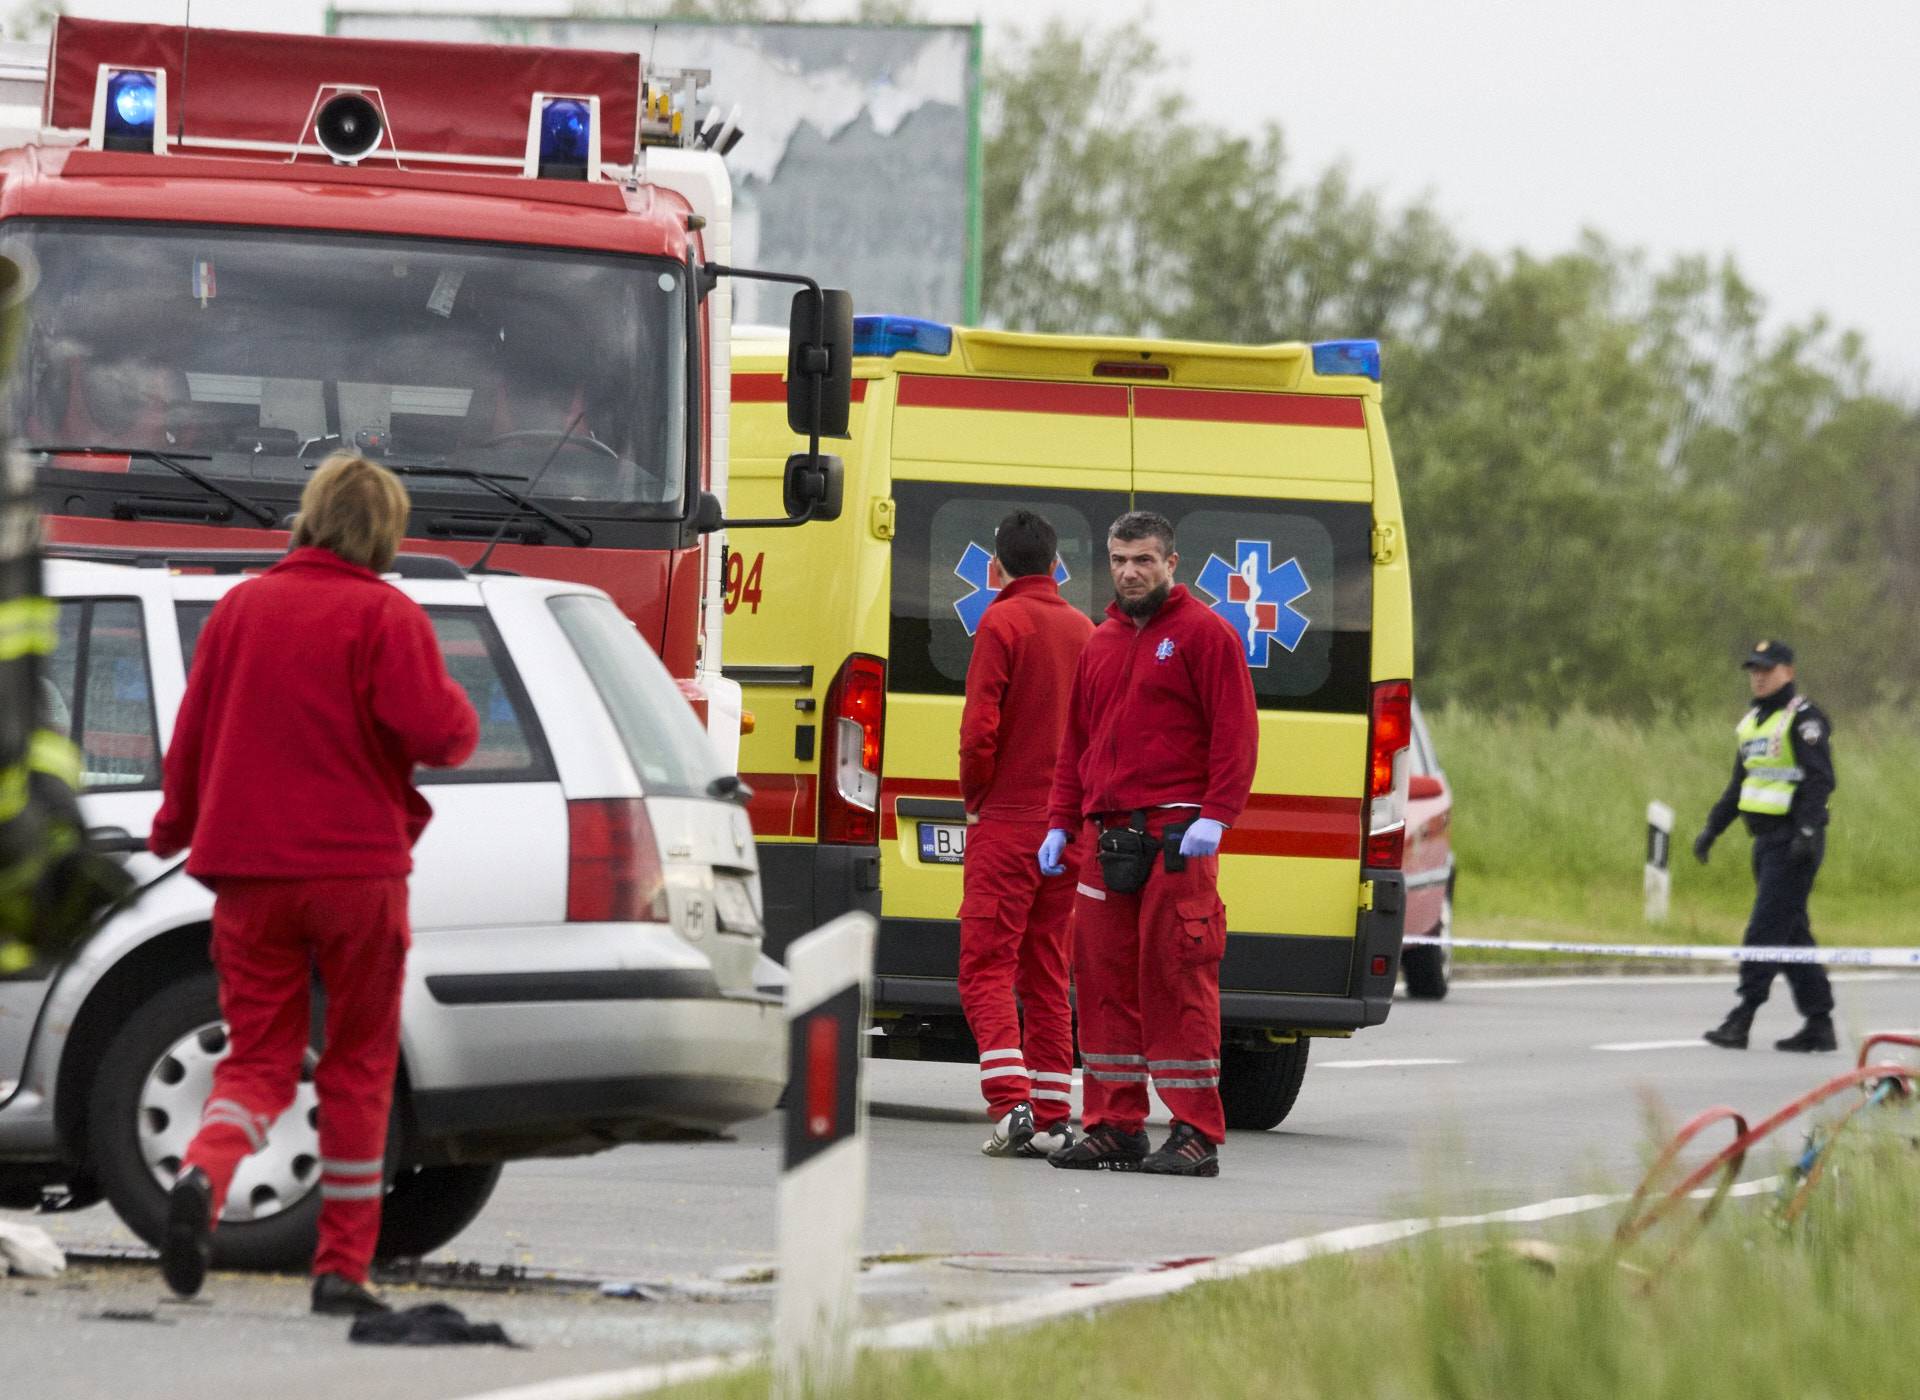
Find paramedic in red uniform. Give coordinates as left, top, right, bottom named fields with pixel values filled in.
left=957, top=510, right=1094, bottom=1158
left=1041, top=510, right=1256, bottom=1177
left=149, top=454, right=478, bottom=1315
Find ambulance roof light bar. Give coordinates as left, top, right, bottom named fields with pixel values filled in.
left=89, top=64, right=166, bottom=154
left=1312, top=339, right=1382, bottom=382
left=525, top=92, right=601, bottom=181
left=852, top=315, right=952, bottom=358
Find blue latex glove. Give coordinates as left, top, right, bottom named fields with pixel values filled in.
left=1038, top=828, right=1070, bottom=876
left=1178, top=817, right=1226, bottom=858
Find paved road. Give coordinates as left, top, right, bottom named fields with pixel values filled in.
left=6, top=972, right=1915, bottom=1400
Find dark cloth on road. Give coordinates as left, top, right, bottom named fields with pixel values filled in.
left=350, top=1302, right=520, bottom=1347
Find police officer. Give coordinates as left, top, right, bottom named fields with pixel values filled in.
left=1692, top=639, right=1837, bottom=1052
left=1040, top=511, right=1257, bottom=1177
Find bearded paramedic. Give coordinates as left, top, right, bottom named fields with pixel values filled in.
left=1040, top=510, right=1257, bottom=1178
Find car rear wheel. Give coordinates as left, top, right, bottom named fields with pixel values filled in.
left=1403, top=882, right=1454, bottom=1001
left=374, top=1163, right=503, bottom=1261
left=1219, top=1037, right=1311, bottom=1132
left=88, top=972, right=325, bottom=1271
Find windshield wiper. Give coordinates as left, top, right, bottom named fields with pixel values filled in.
left=385, top=465, right=592, bottom=546
left=31, top=444, right=278, bottom=528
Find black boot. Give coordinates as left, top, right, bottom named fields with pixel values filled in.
left=312, top=1273, right=392, bottom=1316
left=1703, top=1001, right=1758, bottom=1050
left=159, top=1167, right=213, bottom=1299
left=1774, top=1015, right=1838, bottom=1053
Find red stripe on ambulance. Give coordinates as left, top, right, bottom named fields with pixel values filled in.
left=872, top=777, right=1360, bottom=859
left=732, top=375, right=868, bottom=403
left=1133, top=386, right=1365, bottom=429
left=896, top=376, right=1128, bottom=416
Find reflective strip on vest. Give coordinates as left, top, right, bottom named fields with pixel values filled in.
left=0, top=597, right=54, bottom=662
left=1735, top=699, right=1805, bottom=816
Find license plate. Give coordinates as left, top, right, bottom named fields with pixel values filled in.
left=918, top=822, right=967, bottom=865
left=711, top=875, right=762, bottom=934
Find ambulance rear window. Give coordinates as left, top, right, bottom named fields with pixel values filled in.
left=1137, top=494, right=1373, bottom=715
left=889, top=483, right=1372, bottom=715
left=888, top=482, right=1124, bottom=697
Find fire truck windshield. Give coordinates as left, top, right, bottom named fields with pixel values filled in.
left=13, top=219, right=690, bottom=519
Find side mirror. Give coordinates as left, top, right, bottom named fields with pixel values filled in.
left=1408, top=774, right=1445, bottom=801
left=787, top=287, right=853, bottom=439
left=693, top=490, right=726, bottom=534
left=782, top=452, right=843, bottom=523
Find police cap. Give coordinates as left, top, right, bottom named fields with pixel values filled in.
left=1741, top=639, right=1795, bottom=669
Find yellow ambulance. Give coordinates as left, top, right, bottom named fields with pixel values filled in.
left=724, top=318, right=1417, bottom=1129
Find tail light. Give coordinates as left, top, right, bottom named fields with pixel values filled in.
left=567, top=798, right=668, bottom=922
left=1364, top=680, right=1412, bottom=868
left=820, top=653, right=885, bottom=844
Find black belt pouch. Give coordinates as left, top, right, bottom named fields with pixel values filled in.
left=1096, top=812, right=1159, bottom=894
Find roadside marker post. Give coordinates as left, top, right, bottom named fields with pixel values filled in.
left=1645, top=800, right=1673, bottom=923
left=772, top=912, right=876, bottom=1400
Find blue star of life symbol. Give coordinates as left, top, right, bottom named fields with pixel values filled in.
left=953, top=542, right=1070, bottom=636
left=1194, top=539, right=1310, bottom=667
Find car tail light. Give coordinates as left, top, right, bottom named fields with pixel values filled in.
left=1364, top=680, right=1412, bottom=868
left=567, top=798, right=667, bottom=922
left=820, top=653, right=884, bottom=844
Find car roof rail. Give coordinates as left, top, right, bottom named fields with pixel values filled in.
left=43, top=544, right=469, bottom=579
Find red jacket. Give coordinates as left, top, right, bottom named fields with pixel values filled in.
left=1048, top=585, right=1258, bottom=831
left=959, top=574, right=1094, bottom=821
left=151, top=548, right=479, bottom=879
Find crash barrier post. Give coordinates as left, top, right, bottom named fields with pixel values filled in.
left=1400, top=934, right=1920, bottom=969
left=1644, top=800, right=1673, bottom=923
left=772, top=911, right=876, bottom=1400
left=1614, top=1034, right=1918, bottom=1277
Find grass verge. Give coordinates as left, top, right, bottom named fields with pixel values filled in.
left=1428, top=706, right=1920, bottom=951
left=655, top=1110, right=1920, bottom=1399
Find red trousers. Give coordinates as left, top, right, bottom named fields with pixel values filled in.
left=182, top=877, right=409, bottom=1283
left=956, top=818, right=1076, bottom=1128
left=1073, top=812, right=1227, bottom=1144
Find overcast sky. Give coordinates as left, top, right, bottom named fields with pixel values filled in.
left=55, top=0, right=1920, bottom=391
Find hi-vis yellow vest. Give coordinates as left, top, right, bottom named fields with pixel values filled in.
left=1735, top=696, right=1807, bottom=816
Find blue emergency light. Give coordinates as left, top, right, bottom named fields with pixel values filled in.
left=102, top=70, right=158, bottom=149
left=852, top=315, right=952, bottom=358
left=538, top=98, right=592, bottom=179
left=1311, top=339, right=1382, bottom=382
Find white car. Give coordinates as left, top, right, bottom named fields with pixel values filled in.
left=0, top=549, right=784, bottom=1268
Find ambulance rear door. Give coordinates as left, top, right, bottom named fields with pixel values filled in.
left=1127, top=362, right=1380, bottom=1026
left=880, top=372, right=1128, bottom=1001
left=722, top=360, right=891, bottom=958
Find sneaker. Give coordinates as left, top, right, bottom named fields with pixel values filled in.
left=1140, top=1121, right=1220, bottom=1178
left=160, top=1166, right=214, bottom=1298
left=311, top=1272, right=392, bottom=1316
left=1047, top=1122, right=1149, bottom=1171
left=1018, top=1121, right=1076, bottom=1159
left=981, top=1102, right=1036, bottom=1158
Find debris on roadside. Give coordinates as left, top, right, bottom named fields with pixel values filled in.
left=0, top=1219, right=65, bottom=1278
left=348, top=1302, right=523, bottom=1348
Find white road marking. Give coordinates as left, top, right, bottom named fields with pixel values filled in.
left=1320, top=1057, right=1462, bottom=1070
left=1454, top=971, right=1908, bottom=991
left=1593, top=1039, right=1710, bottom=1053
left=455, top=1176, right=1782, bottom=1400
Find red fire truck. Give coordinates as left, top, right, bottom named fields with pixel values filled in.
left=4, top=17, right=850, bottom=759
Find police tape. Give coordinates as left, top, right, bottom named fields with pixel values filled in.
left=1401, top=935, right=1920, bottom=970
